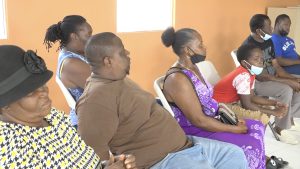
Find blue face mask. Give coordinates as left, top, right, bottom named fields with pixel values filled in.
left=244, top=60, right=263, bottom=75
left=260, top=30, right=272, bottom=41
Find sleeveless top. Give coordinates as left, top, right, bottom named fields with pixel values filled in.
left=57, top=49, right=87, bottom=126
left=165, top=67, right=219, bottom=120
left=164, top=67, right=266, bottom=169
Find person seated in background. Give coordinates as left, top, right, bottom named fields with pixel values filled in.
left=242, top=14, right=300, bottom=144
left=76, top=32, right=248, bottom=169
left=272, top=14, right=300, bottom=77
left=213, top=44, right=288, bottom=126
left=161, top=27, right=270, bottom=169
left=44, top=15, right=92, bottom=128
left=0, top=45, right=136, bottom=169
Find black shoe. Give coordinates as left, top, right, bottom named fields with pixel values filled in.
left=271, top=156, right=288, bottom=168
left=267, top=158, right=278, bottom=169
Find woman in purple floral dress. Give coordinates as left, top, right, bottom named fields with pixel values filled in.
left=161, top=27, right=266, bottom=169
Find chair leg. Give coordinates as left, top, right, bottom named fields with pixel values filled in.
left=268, top=122, right=280, bottom=141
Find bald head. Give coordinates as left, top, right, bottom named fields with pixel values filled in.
left=85, top=32, right=122, bottom=69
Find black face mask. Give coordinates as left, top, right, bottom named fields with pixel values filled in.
left=188, top=47, right=206, bottom=64
left=190, top=54, right=206, bottom=64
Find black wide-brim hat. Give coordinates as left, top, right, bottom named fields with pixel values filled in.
left=0, top=45, right=53, bottom=108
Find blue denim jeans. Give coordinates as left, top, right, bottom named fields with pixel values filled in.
left=150, top=136, right=247, bottom=169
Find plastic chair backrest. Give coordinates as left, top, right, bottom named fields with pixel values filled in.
left=154, top=60, right=220, bottom=116
left=55, top=76, right=76, bottom=110
left=195, top=60, right=221, bottom=85
left=153, top=76, right=175, bottom=117
left=231, top=49, right=240, bottom=67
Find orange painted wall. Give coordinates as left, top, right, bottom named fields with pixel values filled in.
left=1, top=0, right=300, bottom=113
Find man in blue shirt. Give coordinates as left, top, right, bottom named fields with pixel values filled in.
left=243, top=14, right=300, bottom=145
left=272, top=14, right=300, bottom=75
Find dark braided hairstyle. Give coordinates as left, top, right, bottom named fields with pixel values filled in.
left=161, top=27, right=199, bottom=56
left=43, top=15, right=86, bottom=51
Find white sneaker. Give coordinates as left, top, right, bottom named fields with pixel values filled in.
left=289, top=123, right=300, bottom=132
left=277, top=130, right=299, bottom=145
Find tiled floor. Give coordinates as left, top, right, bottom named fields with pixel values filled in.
left=265, top=118, right=300, bottom=169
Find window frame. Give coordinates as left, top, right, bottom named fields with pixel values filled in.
left=116, top=0, right=174, bottom=33
left=0, top=0, right=7, bottom=39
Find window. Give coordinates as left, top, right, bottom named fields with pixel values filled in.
left=117, top=0, right=173, bottom=32
left=0, top=0, right=7, bottom=39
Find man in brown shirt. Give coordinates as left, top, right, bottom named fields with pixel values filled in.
left=77, top=32, right=248, bottom=169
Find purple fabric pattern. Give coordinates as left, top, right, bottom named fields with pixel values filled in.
left=170, top=68, right=266, bottom=169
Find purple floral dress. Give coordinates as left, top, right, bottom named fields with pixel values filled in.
left=167, top=68, right=266, bottom=169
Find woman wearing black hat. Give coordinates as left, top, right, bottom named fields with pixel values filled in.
left=0, top=45, right=136, bottom=169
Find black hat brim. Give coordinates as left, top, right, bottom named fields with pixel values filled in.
left=0, top=70, right=53, bottom=108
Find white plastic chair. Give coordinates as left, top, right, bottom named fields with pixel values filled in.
left=154, top=60, right=220, bottom=116
left=195, top=60, right=221, bottom=85
left=154, top=60, right=220, bottom=117
left=153, top=76, right=175, bottom=117
left=231, top=49, right=240, bottom=67
left=55, top=76, right=76, bottom=110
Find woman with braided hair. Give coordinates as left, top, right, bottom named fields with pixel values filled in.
left=44, top=15, right=92, bottom=128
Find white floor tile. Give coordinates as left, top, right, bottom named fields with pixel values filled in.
left=265, top=118, right=300, bottom=169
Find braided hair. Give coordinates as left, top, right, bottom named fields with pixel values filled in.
left=44, top=15, right=86, bottom=51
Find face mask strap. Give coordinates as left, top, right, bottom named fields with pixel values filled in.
left=260, top=29, right=266, bottom=36
left=187, top=47, right=196, bottom=56
left=243, top=60, right=263, bottom=75
left=243, top=60, right=252, bottom=69
left=259, top=29, right=272, bottom=41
